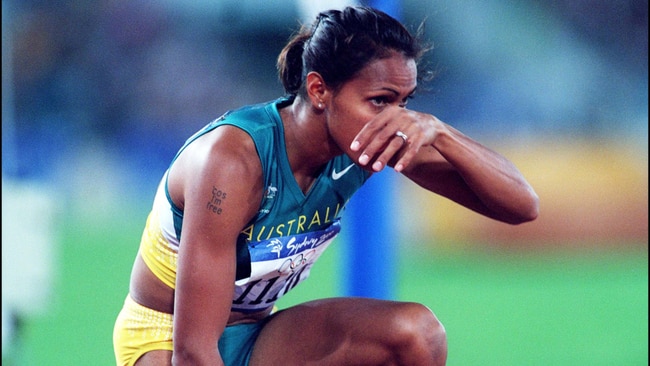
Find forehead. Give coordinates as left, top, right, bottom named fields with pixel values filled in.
left=348, top=54, right=417, bottom=93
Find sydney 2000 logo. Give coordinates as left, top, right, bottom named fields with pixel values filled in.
left=277, top=250, right=317, bottom=275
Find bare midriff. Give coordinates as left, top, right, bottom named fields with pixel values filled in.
left=128, top=253, right=272, bottom=325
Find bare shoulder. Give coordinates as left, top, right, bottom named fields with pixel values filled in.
left=168, top=125, right=263, bottom=214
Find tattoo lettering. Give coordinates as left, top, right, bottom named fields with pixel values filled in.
left=206, top=186, right=227, bottom=214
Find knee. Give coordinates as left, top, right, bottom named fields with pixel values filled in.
left=391, top=302, right=446, bottom=345
left=387, top=302, right=448, bottom=365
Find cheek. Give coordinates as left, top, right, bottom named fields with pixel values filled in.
left=331, top=102, right=372, bottom=135
left=329, top=109, right=364, bottom=148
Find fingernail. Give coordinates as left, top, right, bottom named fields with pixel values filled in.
left=350, top=141, right=360, bottom=151
left=359, top=154, right=369, bottom=165
left=372, top=161, right=383, bottom=171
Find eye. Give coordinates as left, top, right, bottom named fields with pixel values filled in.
left=371, top=96, right=389, bottom=106
left=399, top=95, right=414, bottom=108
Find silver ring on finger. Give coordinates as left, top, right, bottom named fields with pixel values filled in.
left=395, top=130, right=408, bottom=144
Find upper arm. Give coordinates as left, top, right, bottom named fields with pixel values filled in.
left=168, top=125, right=263, bottom=360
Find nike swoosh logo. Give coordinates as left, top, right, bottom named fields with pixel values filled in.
left=332, top=163, right=355, bottom=180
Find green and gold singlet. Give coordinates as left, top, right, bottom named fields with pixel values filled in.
left=139, top=96, right=371, bottom=313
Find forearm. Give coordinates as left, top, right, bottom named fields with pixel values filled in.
left=172, top=243, right=236, bottom=366
left=422, top=125, right=539, bottom=224
left=172, top=349, right=224, bottom=366
left=172, top=291, right=229, bottom=366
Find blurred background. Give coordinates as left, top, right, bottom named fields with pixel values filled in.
left=2, top=0, right=647, bottom=365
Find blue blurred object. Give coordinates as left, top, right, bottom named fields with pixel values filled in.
left=342, top=0, right=401, bottom=300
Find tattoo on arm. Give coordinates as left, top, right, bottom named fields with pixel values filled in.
left=206, top=186, right=227, bottom=214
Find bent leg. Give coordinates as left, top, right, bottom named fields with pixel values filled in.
left=249, top=297, right=447, bottom=366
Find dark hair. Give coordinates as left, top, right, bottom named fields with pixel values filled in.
left=277, top=6, right=432, bottom=96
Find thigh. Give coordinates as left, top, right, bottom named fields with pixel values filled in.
left=249, top=297, right=434, bottom=366
left=134, top=350, right=172, bottom=366
left=114, top=295, right=174, bottom=366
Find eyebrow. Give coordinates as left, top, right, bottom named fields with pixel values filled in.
left=380, top=86, right=418, bottom=97
left=407, top=86, right=418, bottom=96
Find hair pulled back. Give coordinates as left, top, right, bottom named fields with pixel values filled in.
left=277, top=6, right=429, bottom=96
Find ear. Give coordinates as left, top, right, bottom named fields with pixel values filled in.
left=305, top=71, right=329, bottom=110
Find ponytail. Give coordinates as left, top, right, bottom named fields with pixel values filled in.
left=277, top=29, right=311, bottom=96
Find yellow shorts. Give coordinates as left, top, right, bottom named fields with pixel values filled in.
left=113, top=294, right=173, bottom=366
left=113, top=294, right=276, bottom=366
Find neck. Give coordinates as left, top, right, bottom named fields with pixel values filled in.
left=280, top=96, right=336, bottom=189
